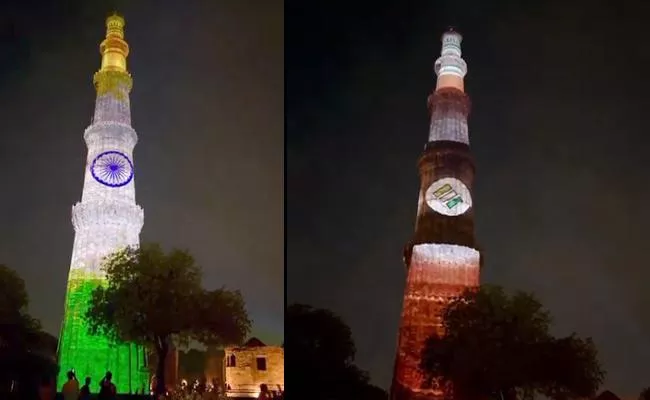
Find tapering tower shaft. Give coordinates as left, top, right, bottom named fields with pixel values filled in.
left=391, top=30, right=480, bottom=400
left=57, top=14, right=149, bottom=394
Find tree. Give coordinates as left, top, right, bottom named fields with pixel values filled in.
left=0, top=265, right=58, bottom=398
left=0, top=264, right=39, bottom=349
left=420, top=285, right=605, bottom=400
left=286, top=303, right=387, bottom=400
left=85, top=244, right=251, bottom=397
left=0, top=264, right=29, bottom=319
left=639, top=387, right=650, bottom=400
left=179, top=348, right=208, bottom=382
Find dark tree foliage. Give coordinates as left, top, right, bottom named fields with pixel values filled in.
left=179, top=348, right=208, bottom=381
left=639, top=387, right=650, bottom=400
left=420, top=285, right=605, bottom=400
left=0, top=265, right=58, bottom=398
left=0, top=264, right=29, bottom=318
left=85, top=244, right=251, bottom=397
left=286, top=304, right=387, bottom=400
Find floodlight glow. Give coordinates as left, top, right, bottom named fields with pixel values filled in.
left=57, top=14, right=148, bottom=394
left=394, top=243, right=480, bottom=396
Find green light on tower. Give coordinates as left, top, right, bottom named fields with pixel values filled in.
left=57, top=271, right=149, bottom=393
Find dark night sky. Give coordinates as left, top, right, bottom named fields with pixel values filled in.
left=0, top=1, right=283, bottom=344
left=288, top=0, right=650, bottom=396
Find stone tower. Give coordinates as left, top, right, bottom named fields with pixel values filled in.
left=57, top=13, right=149, bottom=394
left=390, top=29, right=481, bottom=400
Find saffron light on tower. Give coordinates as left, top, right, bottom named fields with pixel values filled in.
left=390, top=29, right=481, bottom=400
left=56, top=13, right=149, bottom=394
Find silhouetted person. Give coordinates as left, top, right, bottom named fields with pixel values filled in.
left=258, top=384, right=272, bottom=400
left=98, top=371, right=116, bottom=400
left=62, top=370, right=80, bottom=400
left=80, top=377, right=91, bottom=400
left=38, top=376, right=54, bottom=400
left=211, top=378, right=221, bottom=397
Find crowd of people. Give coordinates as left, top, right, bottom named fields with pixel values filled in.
left=60, top=370, right=117, bottom=400
left=169, top=380, right=284, bottom=400
left=32, top=371, right=285, bottom=400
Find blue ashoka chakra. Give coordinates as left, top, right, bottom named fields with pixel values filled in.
left=90, top=150, right=134, bottom=187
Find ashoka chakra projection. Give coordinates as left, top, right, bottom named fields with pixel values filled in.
left=91, top=150, right=134, bottom=187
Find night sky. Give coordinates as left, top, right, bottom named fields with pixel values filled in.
left=288, top=0, right=650, bottom=396
left=0, top=1, right=283, bottom=344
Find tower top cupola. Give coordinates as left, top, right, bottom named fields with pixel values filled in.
left=434, top=28, right=467, bottom=92
left=99, top=12, right=130, bottom=73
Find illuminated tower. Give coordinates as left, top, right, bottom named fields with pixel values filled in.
left=391, top=29, right=480, bottom=400
left=57, top=13, right=149, bottom=393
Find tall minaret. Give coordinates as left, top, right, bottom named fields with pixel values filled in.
left=390, top=29, right=480, bottom=400
left=57, top=13, right=149, bottom=394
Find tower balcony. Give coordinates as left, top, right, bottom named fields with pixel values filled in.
left=72, top=200, right=144, bottom=232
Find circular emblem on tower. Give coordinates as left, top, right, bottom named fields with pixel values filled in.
left=425, top=177, right=472, bottom=216
left=90, top=150, right=134, bottom=187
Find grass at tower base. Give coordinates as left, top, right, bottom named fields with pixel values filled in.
left=57, top=271, right=149, bottom=394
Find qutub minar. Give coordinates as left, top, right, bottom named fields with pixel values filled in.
left=391, top=29, right=481, bottom=400
left=57, top=14, right=149, bottom=393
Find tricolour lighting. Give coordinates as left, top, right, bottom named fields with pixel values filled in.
left=424, top=177, right=472, bottom=216
left=57, top=80, right=148, bottom=393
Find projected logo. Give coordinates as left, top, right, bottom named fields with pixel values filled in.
left=425, top=177, right=472, bottom=216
